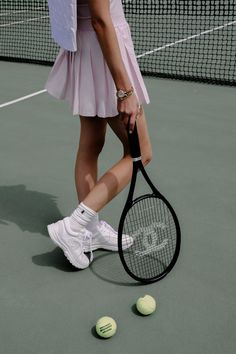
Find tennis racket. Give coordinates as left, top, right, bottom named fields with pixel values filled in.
left=118, top=123, right=181, bottom=283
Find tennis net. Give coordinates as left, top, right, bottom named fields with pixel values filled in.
left=0, top=0, right=236, bottom=86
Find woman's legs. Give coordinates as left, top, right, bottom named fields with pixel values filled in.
left=47, top=107, right=152, bottom=265
left=81, top=106, right=152, bottom=212
left=74, top=116, right=107, bottom=201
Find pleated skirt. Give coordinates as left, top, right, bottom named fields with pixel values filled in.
left=45, top=21, right=150, bottom=118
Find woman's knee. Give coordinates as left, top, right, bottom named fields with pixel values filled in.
left=79, top=135, right=105, bottom=156
left=142, top=147, right=152, bottom=166
left=123, top=144, right=152, bottom=166
left=106, top=111, right=153, bottom=165
left=136, top=108, right=152, bottom=166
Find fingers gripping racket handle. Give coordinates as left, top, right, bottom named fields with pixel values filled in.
left=128, top=123, right=141, bottom=160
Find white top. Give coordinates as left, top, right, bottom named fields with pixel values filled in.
left=47, top=0, right=126, bottom=51
left=47, top=0, right=78, bottom=52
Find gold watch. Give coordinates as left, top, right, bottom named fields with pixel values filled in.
left=116, top=86, right=134, bottom=101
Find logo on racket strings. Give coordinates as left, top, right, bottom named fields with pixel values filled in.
left=132, top=222, right=168, bottom=257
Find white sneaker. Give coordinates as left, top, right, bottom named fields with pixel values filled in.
left=83, top=220, right=133, bottom=252
left=47, top=217, right=93, bottom=269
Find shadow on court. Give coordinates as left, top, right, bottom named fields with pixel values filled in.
left=90, top=251, right=143, bottom=287
left=32, top=247, right=79, bottom=273
left=0, top=183, right=143, bottom=284
left=0, top=184, right=62, bottom=236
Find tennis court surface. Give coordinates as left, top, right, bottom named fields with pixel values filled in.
left=0, top=1, right=235, bottom=353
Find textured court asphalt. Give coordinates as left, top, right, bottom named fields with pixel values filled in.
left=0, top=61, right=235, bottom=354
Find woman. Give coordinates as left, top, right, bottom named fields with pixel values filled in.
left=45, top=0, right=152, bottom=269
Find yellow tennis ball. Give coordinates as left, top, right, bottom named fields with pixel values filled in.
left=96, top=316, right=117, bottom=338
left=136, top=295, right=156, bottom=315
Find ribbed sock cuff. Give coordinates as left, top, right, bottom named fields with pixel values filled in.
left=69, top=202, right=98, bottom=231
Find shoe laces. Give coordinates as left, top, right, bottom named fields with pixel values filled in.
left=99, top=220, right=117, bottom=235
left=82, top=229, right=93, bottom=263
left=100, top=221, right=131, bottom=242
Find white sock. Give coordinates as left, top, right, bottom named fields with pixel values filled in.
left=69, top=202, right=97, bottom=232
left=86, top=213, right=100, bottom=234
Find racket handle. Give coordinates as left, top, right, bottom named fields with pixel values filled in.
left=128, top=122, right=141, bottom=159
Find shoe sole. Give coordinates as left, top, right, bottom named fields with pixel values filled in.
left=47, top=223, right=89, bottom=269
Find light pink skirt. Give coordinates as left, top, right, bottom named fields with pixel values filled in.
left=45, top=21, right=150, bottom=118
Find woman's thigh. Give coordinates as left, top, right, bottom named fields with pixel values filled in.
left=79, top=115, right=107, bottom=155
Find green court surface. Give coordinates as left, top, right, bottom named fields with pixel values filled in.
left=0, top=61, right=235, bottom=354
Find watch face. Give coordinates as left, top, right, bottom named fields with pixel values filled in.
left=118, top=90, right=125, bottom=98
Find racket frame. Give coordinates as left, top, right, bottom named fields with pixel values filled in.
left=118, top=124, right=181, bottom=283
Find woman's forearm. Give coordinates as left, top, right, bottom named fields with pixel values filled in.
left=92, top=20, right=132, bottom=91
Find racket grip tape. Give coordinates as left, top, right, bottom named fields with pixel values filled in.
left=128, top=122, right=141, bottom=159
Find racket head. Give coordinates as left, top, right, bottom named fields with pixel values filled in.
left=118, top=193, right=181, bottom=283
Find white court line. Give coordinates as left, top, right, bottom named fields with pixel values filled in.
left=0, top=15, right=49, bottom=27
left=0, top=90, right=47, bottom=108
left=136, top=20, right=236, bottom=58
left=0, top=20, right=235, bottom=109
left=0, top=7, right=46, bottom=16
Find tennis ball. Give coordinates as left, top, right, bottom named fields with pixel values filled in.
left=96, top=316, right=117, bottom=338
left=136, top=294, right=156, bottom=315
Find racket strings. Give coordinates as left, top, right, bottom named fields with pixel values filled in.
left=121, top=196, right=177, bottom=279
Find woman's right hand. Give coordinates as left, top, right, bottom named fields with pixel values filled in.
left=117, top=93, right=141, bottom=133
